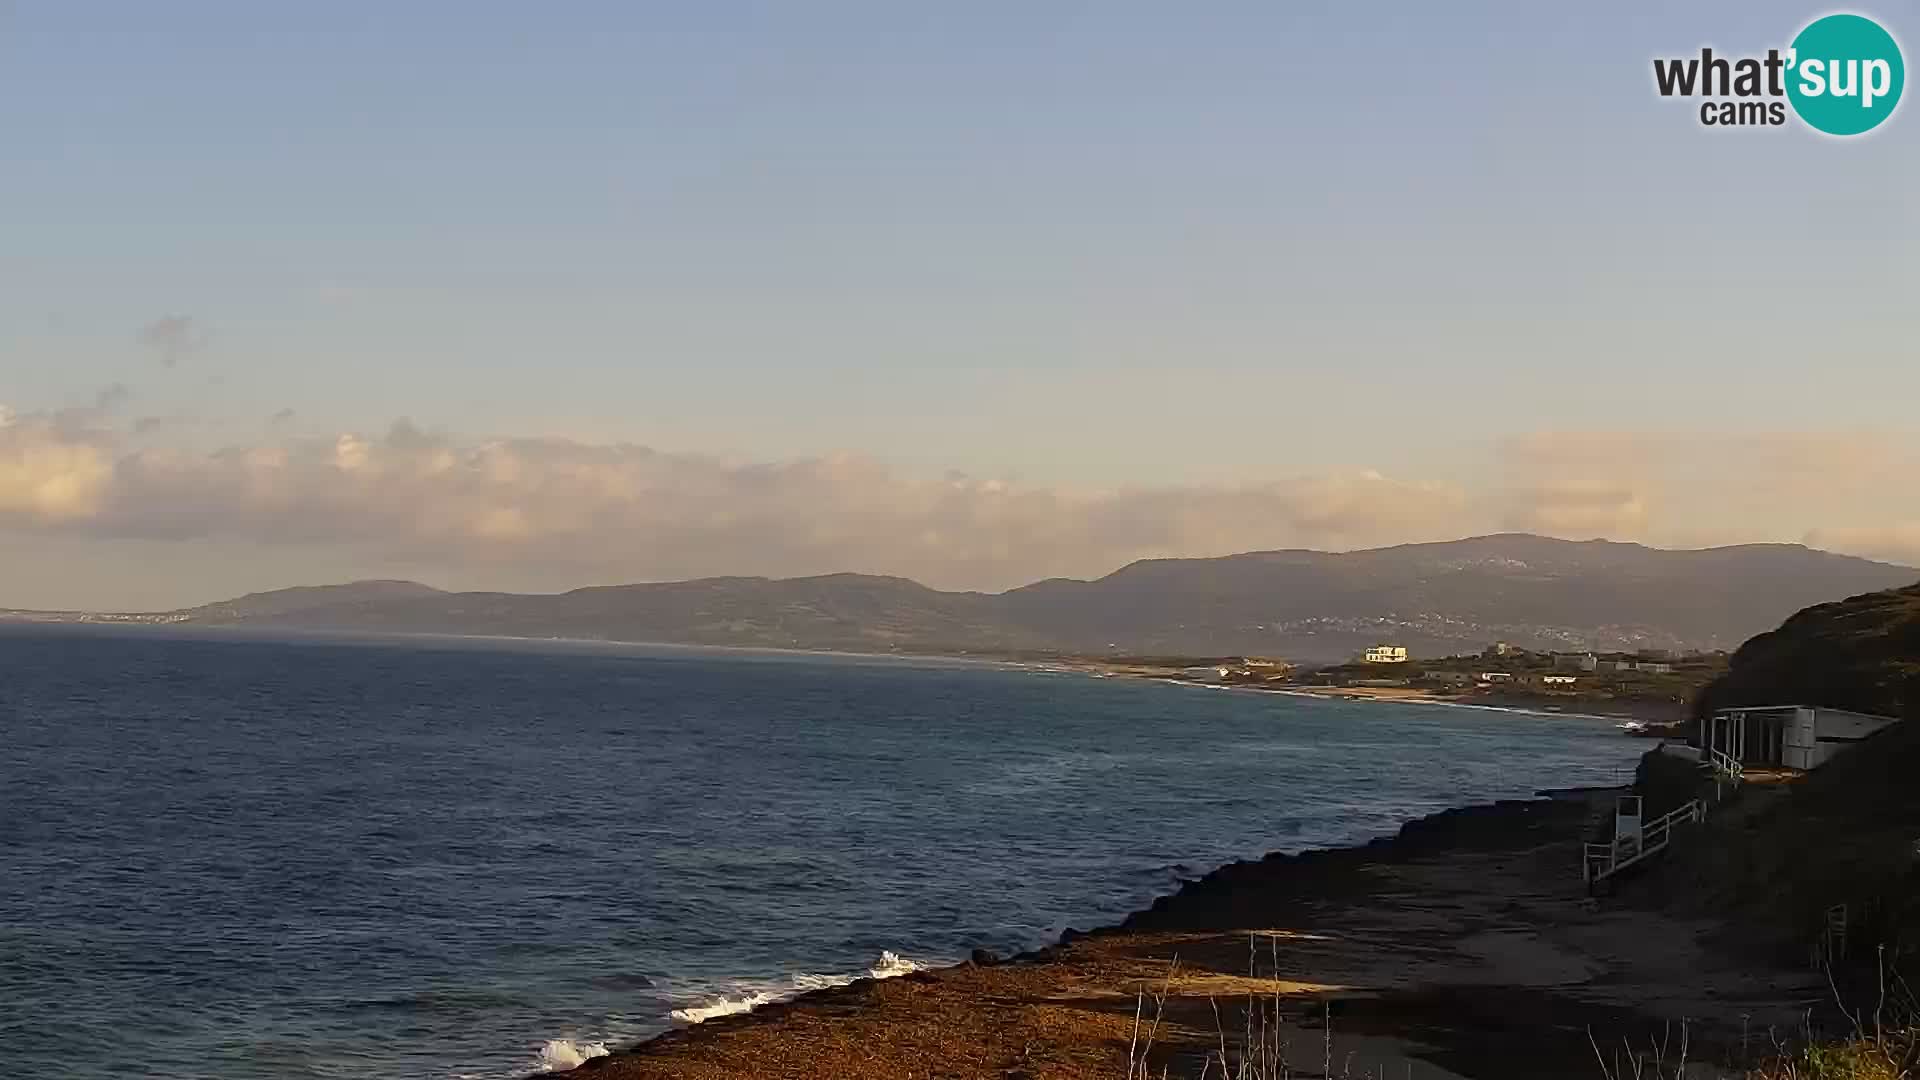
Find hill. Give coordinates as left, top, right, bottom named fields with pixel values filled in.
left=1693, top=579, right=1920, bottom=721
left=1621, top=581, right=1920, bottom=1045
left=82, top=533, right=1912, bottom=661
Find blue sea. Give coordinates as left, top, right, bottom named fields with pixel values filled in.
left=0, top=627, right=1641, bottom=1079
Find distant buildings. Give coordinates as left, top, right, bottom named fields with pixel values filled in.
left=1549, top=652, right=1675, bottom=674
left=1179, top=658, right=1295, bottom=683
left=1363, top=645, right=1409, bottom=664
left=1606, top=659, right=1674, bottom=674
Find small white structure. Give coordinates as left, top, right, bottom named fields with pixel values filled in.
left=1584, top=793, right=1704, bottom=887
left=1363, top=645, right=1408, bottom=664
left=1613, top=795, right=1644, bottom=858
left=1542, top=674, right=1578, bottom=686
left=1702, top=705, right=1900, bottom=771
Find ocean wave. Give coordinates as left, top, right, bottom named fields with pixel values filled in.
left=666, top=988, right=785, bottom=1024
left=666, top=950, right=923, bottom=1025
left=535, top=1038, right=609, bottom=1072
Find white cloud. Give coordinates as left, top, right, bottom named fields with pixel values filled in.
left=1499, top=484, right=1650, bottom=536
left=0, top=415, right=1482, bottom=588
left=1, top=418, right=1915, bottom=589
left=0, top=413, right=114, bottom=522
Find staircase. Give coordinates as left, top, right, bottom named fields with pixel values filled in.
left=1583, top=797, right=1706, bottom=887
left=1582, top=744, right=1747, bottom=888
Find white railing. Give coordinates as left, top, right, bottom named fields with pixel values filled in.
left=1583, top=799, right=1705, bottom=886
left=1707, top=747, right=1744, bottom=785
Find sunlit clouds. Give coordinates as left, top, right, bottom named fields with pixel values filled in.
left=0, top=411, right=1915, bottom=595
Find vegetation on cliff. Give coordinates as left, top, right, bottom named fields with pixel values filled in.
left=1694, top=581, right=1920, bottom=722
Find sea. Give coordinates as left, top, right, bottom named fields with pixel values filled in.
left=0, top=626, right=1643, bottom=1079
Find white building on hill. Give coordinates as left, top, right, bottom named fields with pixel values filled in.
left=1703, top=705, right=1900, bottom=771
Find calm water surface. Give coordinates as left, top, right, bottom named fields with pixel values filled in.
left=0, top=627, right=1641, bottom=1078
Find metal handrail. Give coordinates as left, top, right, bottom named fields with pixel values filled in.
left=1583, top=798, right=1704, bottom=885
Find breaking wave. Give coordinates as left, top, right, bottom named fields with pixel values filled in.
left=535, top=1038, right=609, bottom=1072
left=667, top=950, right=924, bottom=1025
left=866, top=949, right=920, bottom=978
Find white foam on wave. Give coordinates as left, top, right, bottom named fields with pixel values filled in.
left=536, top=1038, right=609, bottom=1072
left=667, top=988, right=785, bottom=1023
left=667, top=950, right=924, bottom=1025
left=866, top=949, right=921, bottom=979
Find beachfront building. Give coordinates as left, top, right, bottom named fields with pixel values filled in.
left=1701, top=705, right=1901, bottom=772
left=1603, top=658, right=1676, bottom=674
left=1554, top=652, right=1599, bottom=672
left=1363, top=645, right=1409, bottom=664
left=1542, top=674, right=1578, bottom=686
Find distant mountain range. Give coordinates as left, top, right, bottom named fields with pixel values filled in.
left=13, top=534, right=1916, bottom=662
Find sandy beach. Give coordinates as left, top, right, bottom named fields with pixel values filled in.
left=552, top=787, right=1819, bottom=1080
left=1018, top=658, right=1693, bottom=725
left=1271, top=685, right=1690, bottom=724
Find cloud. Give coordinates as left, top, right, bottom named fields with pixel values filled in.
left=0, top=412, right=114, bottom=522
left=0, top=416, right=1483, bottom=588
left=1499, top=484, right=1650, bottom=536
left=1, top=417, right=1915, bottom=588
left=1803, top=525, right=1920, bottom=569
left=1497, top=429, right=1909, bottom=490
left=94, top=383, right=133, bottom=411
left=136, top=315, right=208, bottom=367
left=1492, top=428, right=1920, bottom=542
left=1496, top=430, right=1664, bottom=469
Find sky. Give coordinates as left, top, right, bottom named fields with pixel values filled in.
left=2, top=1, right=1917, bottom=610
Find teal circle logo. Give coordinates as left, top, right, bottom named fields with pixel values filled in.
left=1786, top=14, right=1905, bottom=135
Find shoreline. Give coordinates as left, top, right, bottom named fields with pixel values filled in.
left=0, top=622, right=1695, bottom=726
left=1116, top=671, right=1686, bottom=726
left=545, top=783, right=1816, bottom=1079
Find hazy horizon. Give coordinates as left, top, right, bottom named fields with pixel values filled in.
left=5, top=2, right=1916, bottom=610
left=8, top=530, right=1914, bottom=615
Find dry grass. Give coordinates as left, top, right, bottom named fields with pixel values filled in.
left=1747, top=1031, right=1916, bottom=1080
left=1586, top=956, right=1920, bottom=1080
left=1121, top=937, right=1920, bottom=1080
left=1124, top=936, right=1395, bottom=1080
